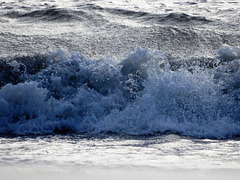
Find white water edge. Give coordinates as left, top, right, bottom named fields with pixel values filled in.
left=0, top=134, right=240, bottom=178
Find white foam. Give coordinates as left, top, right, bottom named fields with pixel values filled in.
left=217, top=45, right=240, bottom=61
left=0, top=46, right=240, bottom=138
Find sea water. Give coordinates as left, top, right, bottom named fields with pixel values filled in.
left=0, top=0, right=240, bottom=179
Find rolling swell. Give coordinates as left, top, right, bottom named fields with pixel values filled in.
left=63, top=4, right=211, bottom=26
left=4, top=8, right=106, bottom=23
left=0, top=46, right=240, bottom=138
left=89, top=6, right=211, bottom=25
left=3, top=6, right=210, bottom=25
left=20, top=8, right=78, bottom=21
left=155, top=13, right=211, bottom=24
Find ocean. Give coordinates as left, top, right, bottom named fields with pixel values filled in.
left=0, top=0, right=240, bottom=179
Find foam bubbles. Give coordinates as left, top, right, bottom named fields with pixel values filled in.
left=217, top=45, right=240, bottom=62
left=0, top=46, right=240, bottom=138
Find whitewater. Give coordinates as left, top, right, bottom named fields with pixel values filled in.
left=0, top=0, right=240, bottom=179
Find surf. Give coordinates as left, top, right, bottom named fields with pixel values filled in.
left=0, top=46, right=240, bottom=138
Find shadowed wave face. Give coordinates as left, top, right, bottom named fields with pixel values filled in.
left=3, top=7, right=107, bottom=24
left=102, top=7, right=212, bottom=25
left=3, top=5, right=211, bottom=25
left=0, top=46, right=240, bottom=138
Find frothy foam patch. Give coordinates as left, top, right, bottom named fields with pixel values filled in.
left=217, top=45, right=240, bottom=62
left=0, top=46, right=240, bottom=138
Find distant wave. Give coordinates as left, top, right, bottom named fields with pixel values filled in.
left=0, top=46, right=240, bottom=138
left=155, top=13, right=211, bottom=24
left=98, top=6, right=211, bottom=25
left=20, top=8, right=78, bottom=21
left=3, top=8, right=107, bottom=23
left=3, top=5, right=211, bottom=25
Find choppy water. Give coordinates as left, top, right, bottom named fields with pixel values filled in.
left=0, top=0, right=240, bottom=174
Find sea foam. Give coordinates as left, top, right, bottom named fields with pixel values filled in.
left=0, top=46, right=240, bottom=138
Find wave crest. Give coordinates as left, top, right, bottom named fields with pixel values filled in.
left=0, top=46, right=240, bottom=138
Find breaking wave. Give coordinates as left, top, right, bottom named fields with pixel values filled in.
left=0, top=46, right=240, bottom=138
